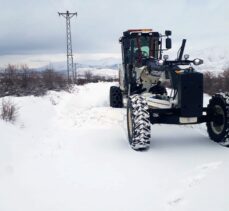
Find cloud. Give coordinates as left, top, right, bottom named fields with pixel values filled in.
left=0, top=0, right=228, bottom=57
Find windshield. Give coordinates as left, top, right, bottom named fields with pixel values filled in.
left=126, top=35, right=160, bottom=67
left=134, top=36, right=150, bottom=57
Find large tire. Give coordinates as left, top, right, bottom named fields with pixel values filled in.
left=110, top=86, right=123, bottom=108
left=207, top=93, right=229, bottom=146
left=127, top=95, right=151, bottom=150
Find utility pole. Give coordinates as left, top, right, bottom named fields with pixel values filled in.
left=74, top=63, right=77, bottom=83
left=58, top=10, right=77, bottom=83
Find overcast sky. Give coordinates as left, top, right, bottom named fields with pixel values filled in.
left=0, top=0, right=228, bottom=67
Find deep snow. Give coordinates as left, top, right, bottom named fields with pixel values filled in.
left=0, top=82, right=229, bottom=211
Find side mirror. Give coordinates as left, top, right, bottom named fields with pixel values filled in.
left=165, top=30, right=172, bottom=36
left=166, top=38, right=172, bottom=49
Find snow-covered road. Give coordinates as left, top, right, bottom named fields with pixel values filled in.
left=0, top=82, right=229, bottom=211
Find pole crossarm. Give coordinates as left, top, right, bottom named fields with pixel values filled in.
left=58, top=11, right=77, bottom=19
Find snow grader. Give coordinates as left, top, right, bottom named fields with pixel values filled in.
left=110, top=29, right=229, bottom=151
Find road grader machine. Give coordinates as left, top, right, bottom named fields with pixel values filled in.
left=110, top=29, right=229, bottom=151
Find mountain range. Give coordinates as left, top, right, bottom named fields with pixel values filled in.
left=35, top=47, right=229, bottom=73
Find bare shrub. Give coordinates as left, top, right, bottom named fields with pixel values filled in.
left=0, top=65, right=69, bottom=97
left=76, top=78, right=88, bottom=85
left=42, top=68, right=56, bottom=89
left=1, top=99, right=18, bottom=122
left=0, top=63, right=118, bottom=95
left=221, top=68, right=229, bottom=92
left=203, top=68, right=229, bottom=95
left=19, top=64, right=30, bottom=88
left=42, top=68, right=68, bottom=90
left=203, top=71, right=215, bottom=95
left=84, top=71, right=93, bottom=82
left=4, top=64, right=18, bottom=86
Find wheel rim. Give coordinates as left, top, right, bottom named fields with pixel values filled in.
left=210, top=105, right=225, bottom=135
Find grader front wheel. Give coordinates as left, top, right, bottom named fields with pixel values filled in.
left=127, top=95, right=151, bottom=151
left=207, top=93, right=229, bottom=146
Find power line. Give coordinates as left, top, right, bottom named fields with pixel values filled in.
left=58, top=10, right=77, bottom=83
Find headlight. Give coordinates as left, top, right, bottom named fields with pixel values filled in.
left=158, top=60, right=164, bottom=65
left=193, top=58, right=204, bottom=65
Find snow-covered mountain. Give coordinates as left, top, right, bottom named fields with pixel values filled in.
left=167, top=46, right=229, bottom=73
left=189, top=47, right=229, bottom=72
left=37, top=57, right=121, bottom=72
left=36, top=47, right=229, bottom=75
left=1, top=82, right=229, bottom=211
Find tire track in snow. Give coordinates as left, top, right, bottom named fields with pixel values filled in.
left=165, top=161, right=222, bottom=210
